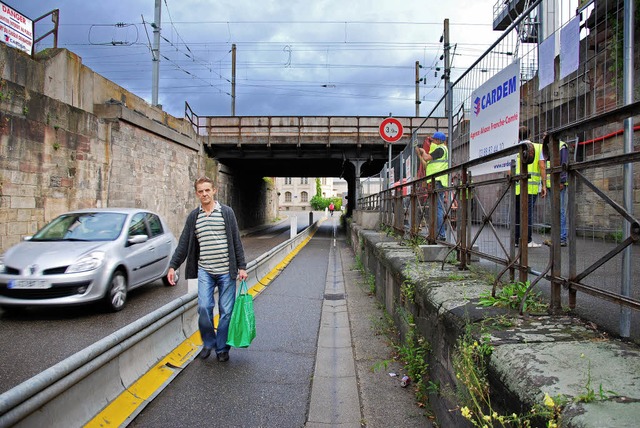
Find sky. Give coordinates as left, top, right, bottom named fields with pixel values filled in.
left=6, top=0, right=503, bottom=119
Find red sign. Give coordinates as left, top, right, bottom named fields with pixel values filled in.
left=379, top=118, right=404, bottom=143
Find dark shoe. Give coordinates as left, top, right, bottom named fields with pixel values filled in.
left=217, top=351, right=229, bottom=362
left=199, top=347, right=212, bottom=359
left=560, top=241, right=567, bottom=247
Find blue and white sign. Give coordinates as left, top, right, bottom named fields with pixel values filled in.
left=469, top=60, right=520, bottom=175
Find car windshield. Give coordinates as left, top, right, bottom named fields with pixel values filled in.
left=31, top=212, right=127, bottom=242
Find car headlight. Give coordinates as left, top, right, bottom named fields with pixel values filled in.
left=67, top=251, right=106, bottom=273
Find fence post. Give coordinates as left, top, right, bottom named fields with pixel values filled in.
left=549, top=136, right=562, bottom=314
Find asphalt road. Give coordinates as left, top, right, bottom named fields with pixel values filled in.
left=0, top=212, right=314, bottom=394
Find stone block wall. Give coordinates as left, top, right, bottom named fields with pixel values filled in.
left=0, top=43, right=274, bottom=252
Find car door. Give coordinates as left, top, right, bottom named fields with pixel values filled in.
left=125, top=212, right=157, bottom=287
left=144, top=213, right=173, bottom=280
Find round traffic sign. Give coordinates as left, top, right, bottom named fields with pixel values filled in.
left=379, top=118, right=404, bottom=143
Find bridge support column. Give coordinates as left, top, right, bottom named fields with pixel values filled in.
left=350, top=159, right=365, bottom=208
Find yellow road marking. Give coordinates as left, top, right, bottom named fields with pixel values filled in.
left=84, top=223, right=321, bottom=427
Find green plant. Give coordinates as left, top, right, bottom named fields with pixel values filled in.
left=481, top=315, right=515, bottom=330
left=401, top=279, right=416, bottom=304
left=354, top=254, right=364, bottom=273
left=395, top=326, right=431, bottom=405
left=454, top=328, right=564, bottom=427
left=366, top=272, right=376, bottom=295
left=52, top=142, right=60, bottom=151
left=478, top=281, right=547, bottom=313
left=22, top=106, right=29, bottom=116
left=380, top=224, right=396, bottom=237
left=575, top=356, right=618, bottom=403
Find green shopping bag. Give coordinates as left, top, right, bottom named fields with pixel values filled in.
left=226, top=280, right=256, bottom=348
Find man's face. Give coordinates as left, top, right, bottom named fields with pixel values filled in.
left=196, top=182, right=217, bottom=205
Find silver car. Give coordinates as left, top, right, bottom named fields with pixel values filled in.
left=0, top=208, right=179, bottom=312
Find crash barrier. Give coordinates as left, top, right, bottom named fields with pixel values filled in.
left=0, top=220, right=320, bottom=428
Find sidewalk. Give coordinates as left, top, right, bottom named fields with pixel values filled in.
left=306, top=236, right=430, bottom=427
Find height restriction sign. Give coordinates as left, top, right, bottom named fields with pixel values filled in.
left=379, top=118, right=404, bottom=143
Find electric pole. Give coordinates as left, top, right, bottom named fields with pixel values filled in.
left=151, top=0, right=161, bottom=107
left=231, top=43, right=236, bottom=116
left=415, top=61, right=420, bottom=117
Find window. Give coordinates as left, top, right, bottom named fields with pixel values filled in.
left=145, top=213, right=164, bottom=238
left=285, top=191, right=292, bottom=202
left=285, top=177, right=292, bottom=185
left=129, top=213, right=147, bottom=237
left=301, top=191, right=308, bottom=202
left=300, top=177, right=308, bottom=184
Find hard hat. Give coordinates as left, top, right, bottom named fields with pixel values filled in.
left=433, top=131, right=446, bottom=141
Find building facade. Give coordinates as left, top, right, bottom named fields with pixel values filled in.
left=276, top=177, right=347, bottom=211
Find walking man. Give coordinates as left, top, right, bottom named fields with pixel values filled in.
left=167, top=176, right=247, bottom=362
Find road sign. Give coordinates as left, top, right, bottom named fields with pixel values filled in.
left=379, top=118, right=404, bottom=143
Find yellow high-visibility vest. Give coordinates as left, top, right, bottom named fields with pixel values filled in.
left=516, top=142, right=542, bottom=196
left=425, top=143, right=448, bottom=187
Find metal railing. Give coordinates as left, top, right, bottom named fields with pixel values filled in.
left=361, top=0, right=639, bottom=339
left=31, top=9, right=59, bottom=58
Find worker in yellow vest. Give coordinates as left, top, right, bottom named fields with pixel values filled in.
left=543, top=136, right=569, bottom=247
left=415, top=131, right=448, bottom=240
left=515, top=126, right=546, bottom=248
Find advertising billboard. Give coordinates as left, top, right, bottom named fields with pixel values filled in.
left=469, top=60, right=520, bottom=176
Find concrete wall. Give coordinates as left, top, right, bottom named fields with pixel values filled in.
left=0, top=44, right=273, bottom=251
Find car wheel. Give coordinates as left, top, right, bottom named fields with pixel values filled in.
left=104, top=270, right=127, bottom=312
left=162, top=268, right=179, bottom=287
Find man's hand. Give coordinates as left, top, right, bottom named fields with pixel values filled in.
left=238, top=269, right=248, bottom=281
left=166, top=268, right=177, bottom=286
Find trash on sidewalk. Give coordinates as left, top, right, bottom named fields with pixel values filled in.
left=400, top=375, right=410, bottom=387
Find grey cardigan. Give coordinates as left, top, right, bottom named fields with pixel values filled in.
left=169, top=204, right=246, bottom=279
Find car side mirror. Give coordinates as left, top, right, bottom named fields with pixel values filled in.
left=128, top=235, right=148, bottom=245
left=23, top=236, right=32, bottom=241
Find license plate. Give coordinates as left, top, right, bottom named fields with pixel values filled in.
left=8, top=279, right=51, bottom=289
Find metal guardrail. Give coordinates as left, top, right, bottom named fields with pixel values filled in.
left=0, top=220, right=320, bottom=427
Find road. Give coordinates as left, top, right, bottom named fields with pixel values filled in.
left=0, top=212, right=319, bottom=394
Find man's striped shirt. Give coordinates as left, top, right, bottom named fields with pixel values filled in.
left=195, top=203, right=229, bottom=275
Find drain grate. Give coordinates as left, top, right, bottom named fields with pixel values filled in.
left=324, top=293, right=345, bottom=300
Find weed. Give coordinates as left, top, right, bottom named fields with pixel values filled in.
left=481, top=315, right=515, bottom=330
left=52, top=142, right=60, bottom=151
left=478, top=280, right=547, bottom=313
left=448, top=273, right=466, bottom=281
left=354, top=254, right=364, bottom=273
left=401, top=279, right=416, bottom=304
left=453, top=327, right=564, bottom=427
left=366, top=273, right=376, bottom=295
left=575, top=356, right=618, bottom=403
left=395, top=327, right=431, bottom=405
left=22, top=106, right=28, bottom=116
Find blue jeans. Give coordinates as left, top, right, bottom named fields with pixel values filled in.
left=435, top=182, right=445, bottom=239
left=197, top=268, right=236, bottom=353
left=560, top=185, right=567, bottom=242
left=515, top=193, right=538, bottom=243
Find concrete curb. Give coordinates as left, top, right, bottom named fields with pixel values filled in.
left=349, top=222, right=640, bottom=428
